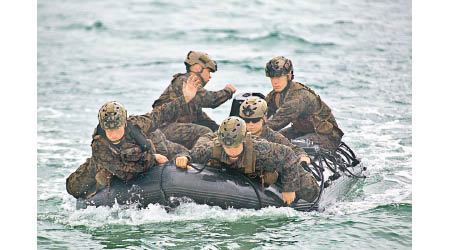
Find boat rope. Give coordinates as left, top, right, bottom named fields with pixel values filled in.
left=229, top=169, right=263, bottom=210
left=304, top=161, right=324, bottom=212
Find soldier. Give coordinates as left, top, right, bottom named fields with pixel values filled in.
left=66, top=76, right=199, bottom=199
left=175, top=117, right=319, bottom=204
left=264, top=56, right=344, bottom=152
left=152, top=51, right=237, bottom=149
left=239, top=96, right=310, bottom=163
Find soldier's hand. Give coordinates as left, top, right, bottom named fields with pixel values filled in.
left=225, top=84, right=236, bottom=93
left=176, top=156, right=188, bottom=168
left=154, top=154, right=169, bottom=164
left=282, top=191, right=296, bottom=205
left=182, top=75, right=200, bottom=103
left=299, top=156, right=310, bottom=165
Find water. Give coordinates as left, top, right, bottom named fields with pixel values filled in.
left=37, top=0, right=411, bottom=249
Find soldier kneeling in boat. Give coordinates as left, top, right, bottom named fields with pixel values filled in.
left=66, top=75, right=201, bottom=199
left=264, top=56, right=344, bottom=152
left=152, top=51, right=237, bottom=149
left=175, top=116, right=319, bottom=204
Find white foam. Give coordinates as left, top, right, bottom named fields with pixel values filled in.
left=58, top=199, right=322, bottom=229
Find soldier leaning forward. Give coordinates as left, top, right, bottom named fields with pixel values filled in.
left=176, top=116, right=319, bottom=204
left=66, top=77, right=199, bottom=199
left=264, top=56, right=344, bottom=152
left=152, top=51, right=236, bottom=149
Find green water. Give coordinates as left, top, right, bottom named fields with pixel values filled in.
left=38, top=0, right=411, bottom=249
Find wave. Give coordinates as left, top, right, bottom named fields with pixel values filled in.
left=55, top=21, right=107, bottom=32
left=205, top=31, right=336, bottom=47
left=60, top=201, right=309, bottom=229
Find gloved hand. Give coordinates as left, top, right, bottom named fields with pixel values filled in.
left=282, top=191, right=296, bottom=205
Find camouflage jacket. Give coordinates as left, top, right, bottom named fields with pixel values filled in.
left=265, top=81, right=343, bottom=138
left=181, top=135, right=301, bottom=192
left=259, top=125, right=308, bottom=158
left=148, top=129, right=188, bottom=160
left=92, top=96, right=190, bottom=181
left=152, top=73, right=234, bottom=131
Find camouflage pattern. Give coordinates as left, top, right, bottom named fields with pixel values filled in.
left=190, top=131, right=217, bottom=148
left=151, top=72, right=233, bottom=148
left=218, top=116, right=247, bottom=147
left=148, top=129, right=189, bottom=160
left=239, top=96, right=267, bottom=118
left=279, top=126, right=340, bottom=153
left=184, top=51, right=217, bottom=72
left=265, top=56, right=294, bottom=78
left=182, top=135, right=302, bottom=192
left=66, top=157, right=97, bottom=198
left=93, top=96, right=192, bottom=181
left=91, top=129, right=156, bottom=182
left=296, top=168, right=320, bottom=202
left=259, top=125, right=308, bottom=158
left=158, top=123, right=211, bottom=150
left=266, top=80, right=344, bottom=152
left=98, top=101, right=127, bottom=130
left=66, top=96, right=193, bottom=198
left=152, top=73, right=233, bottom=130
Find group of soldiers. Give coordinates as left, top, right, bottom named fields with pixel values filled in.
left=66, top=51, right=344, bottom=205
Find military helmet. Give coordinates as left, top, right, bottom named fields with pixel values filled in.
left=98, top=101, right=127, bottom=130
left=265, top=56, right=293, bottom=78
left=218, top=116, right=247, bottom=147
left=239, top=96, right=267, bottom=119
left=184, top=51, right=217, bottom=72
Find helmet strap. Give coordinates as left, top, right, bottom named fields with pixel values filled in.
left=192, top=67, right=207, bottom=87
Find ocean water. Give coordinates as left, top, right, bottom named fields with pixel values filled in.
left=37, top=0, right=411, bottom=249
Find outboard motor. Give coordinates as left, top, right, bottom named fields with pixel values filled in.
left=229, top=92, right=266, bottom=117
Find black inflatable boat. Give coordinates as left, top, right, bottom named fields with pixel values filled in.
left=76, top=92, right=366, bottom=211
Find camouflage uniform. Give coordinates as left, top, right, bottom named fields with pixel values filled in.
left=258, top=124, right=308, bottom=158
left=148, top=129, right=188, bottom=161
left=152, top=72, right=234, bottom=149
left=66, top=97, right=190, bottom=199
left=181, top=135, right=319, bottom=202
left=192, top=128, right=320, bottom=202
left=266, top=80, right=344, bottom=152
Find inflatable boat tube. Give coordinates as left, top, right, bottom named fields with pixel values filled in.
left=78, top=157, right=365, bottom=211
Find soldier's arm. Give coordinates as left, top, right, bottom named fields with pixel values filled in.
left=177, top=139, right=214, bottom=164
left=271, top=130, right=308, bottom=158
left=266, top=93, right=316, bottom=131
left=194, top=111, right=219, bottom=131
left=255, top=142, right=300, bottom=192
left=265, top=92, right=277, bottom=119
left=192, top=87, right=233, bottom=109
left=166, top=140, right=189, bottom=160
left=131, top=96, right=191, bottom=135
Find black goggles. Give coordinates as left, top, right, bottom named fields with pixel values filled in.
left=242, top=117, right=262, bottom=123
